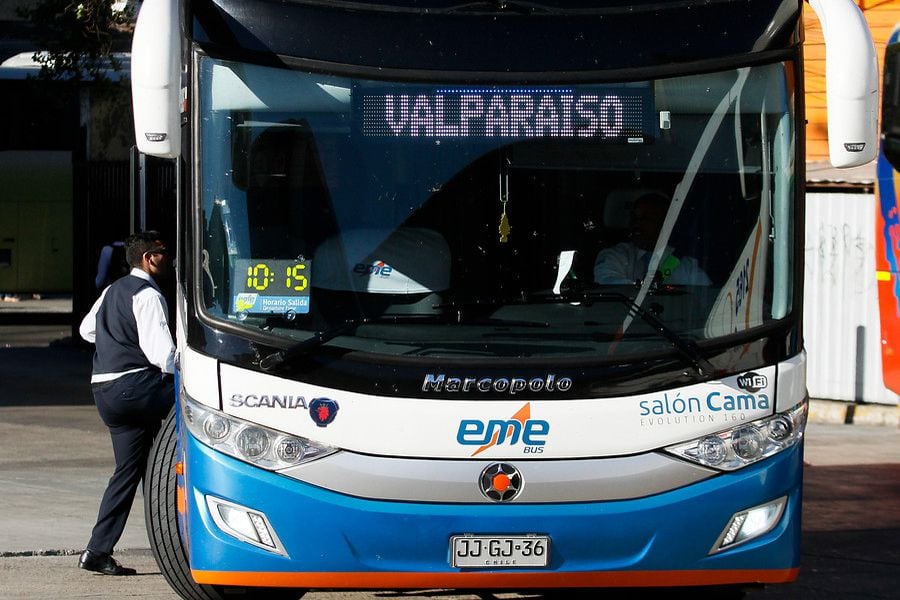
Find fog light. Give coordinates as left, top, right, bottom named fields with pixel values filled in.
left=216, top=503, right=259, bottom=543
left=711, top=496, right=787, bottom=553
left=206, top=496, right=286, bottom=555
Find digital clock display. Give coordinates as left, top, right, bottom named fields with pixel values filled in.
left=357, top=85, right=654, bottom=143
left=232, top=259, right=311, bottom=315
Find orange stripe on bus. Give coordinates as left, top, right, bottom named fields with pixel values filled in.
left=176, top=484, right=186, bottom=516
left=191, top=568, right=799, bottom=588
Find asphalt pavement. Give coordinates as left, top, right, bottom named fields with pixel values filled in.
left=0, top=323, right=898, bottom=599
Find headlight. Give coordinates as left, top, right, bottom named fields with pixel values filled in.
left=665, top=400, right=807, bottom=471
left=182, top=393, right=337, bottom=470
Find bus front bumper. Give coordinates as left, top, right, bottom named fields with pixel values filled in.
left=181, top=433, right=802, bottom=589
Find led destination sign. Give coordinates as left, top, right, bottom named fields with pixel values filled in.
left=358, top=86, right=654, bottom=142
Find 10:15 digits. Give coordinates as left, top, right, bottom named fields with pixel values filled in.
left=246, top=263, right=308, bottom=292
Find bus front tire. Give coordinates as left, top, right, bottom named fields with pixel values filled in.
left=145, top=407, right=306, bottom=600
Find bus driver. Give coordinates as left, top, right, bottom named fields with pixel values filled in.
left=593, top=191, right=711, bottom=286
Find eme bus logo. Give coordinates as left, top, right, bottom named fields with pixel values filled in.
left=353, top=260, right=394, bottom=277
left=457, top=402, right=549, bottom=456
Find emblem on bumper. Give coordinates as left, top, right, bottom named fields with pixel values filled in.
left=480, top=463, right=522, bottom=502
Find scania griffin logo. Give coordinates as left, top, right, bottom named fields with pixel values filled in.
left=423, top=373, right=572, bottom=394
left=309, top=398, right=339, bottom=427
left=480, top=463, right=522, bottom=502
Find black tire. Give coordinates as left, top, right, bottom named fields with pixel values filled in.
left=145, top=408, right=305, bottom=600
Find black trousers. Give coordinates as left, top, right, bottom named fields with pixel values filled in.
left=87, top=369, right=175, bottom=555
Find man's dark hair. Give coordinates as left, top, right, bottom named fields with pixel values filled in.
left=124, top=231, right=164, bottom=267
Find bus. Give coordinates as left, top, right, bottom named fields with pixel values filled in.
left=877, top=25, right=900, bottom=395
left=132, top=1, right=878, bottom=598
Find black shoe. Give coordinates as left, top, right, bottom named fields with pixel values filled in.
left=78, top=550, right=136, bottom=576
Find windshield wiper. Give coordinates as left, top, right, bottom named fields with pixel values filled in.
left=258, top=312, right=546, bottom=372
left=259, top=319, right=366, bottom=371
left=568, top=289, right=715, bottom=376
left=260, top=314, right=447, bottom=371
left=439, top=288, right=715, bottom=376
left=261, top=290, right=714, bottom=376
left=553, top=289, right=713, bottom=376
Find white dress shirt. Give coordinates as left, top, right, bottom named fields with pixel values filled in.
left=593, top=242, right=712, bottom=286
left=80, top=268, right=176, bottom=383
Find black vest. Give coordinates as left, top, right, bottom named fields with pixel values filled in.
left=93, top=275, right=157, bottom=375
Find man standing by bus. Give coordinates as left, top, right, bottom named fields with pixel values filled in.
left=77, top=231, right=176, bottom=576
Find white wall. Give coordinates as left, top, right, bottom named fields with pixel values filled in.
left=804, top=192, right=898, bottom=404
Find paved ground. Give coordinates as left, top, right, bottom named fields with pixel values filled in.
left=1, top=412, right=896, bottom=600
left=0, top=324, right=898, bottom=599
left=0, top=405, right=147, bottom=554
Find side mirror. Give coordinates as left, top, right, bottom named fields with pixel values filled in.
left=882, top=28, right=900, bottom=171
left=131, top=0, right=182, bottom=159
left=809, top=0, right=879, bottom=168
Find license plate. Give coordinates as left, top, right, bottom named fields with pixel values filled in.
left=450, top=535, right=550, bottom=568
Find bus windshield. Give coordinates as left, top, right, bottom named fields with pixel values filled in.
left=197, top=56, right=795, bottom=360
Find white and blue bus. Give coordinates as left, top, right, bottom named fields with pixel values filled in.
left=133, top=1, right=878, bottom=598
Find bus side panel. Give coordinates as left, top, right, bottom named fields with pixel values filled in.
left=876, top=151, right=900, bottom=394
